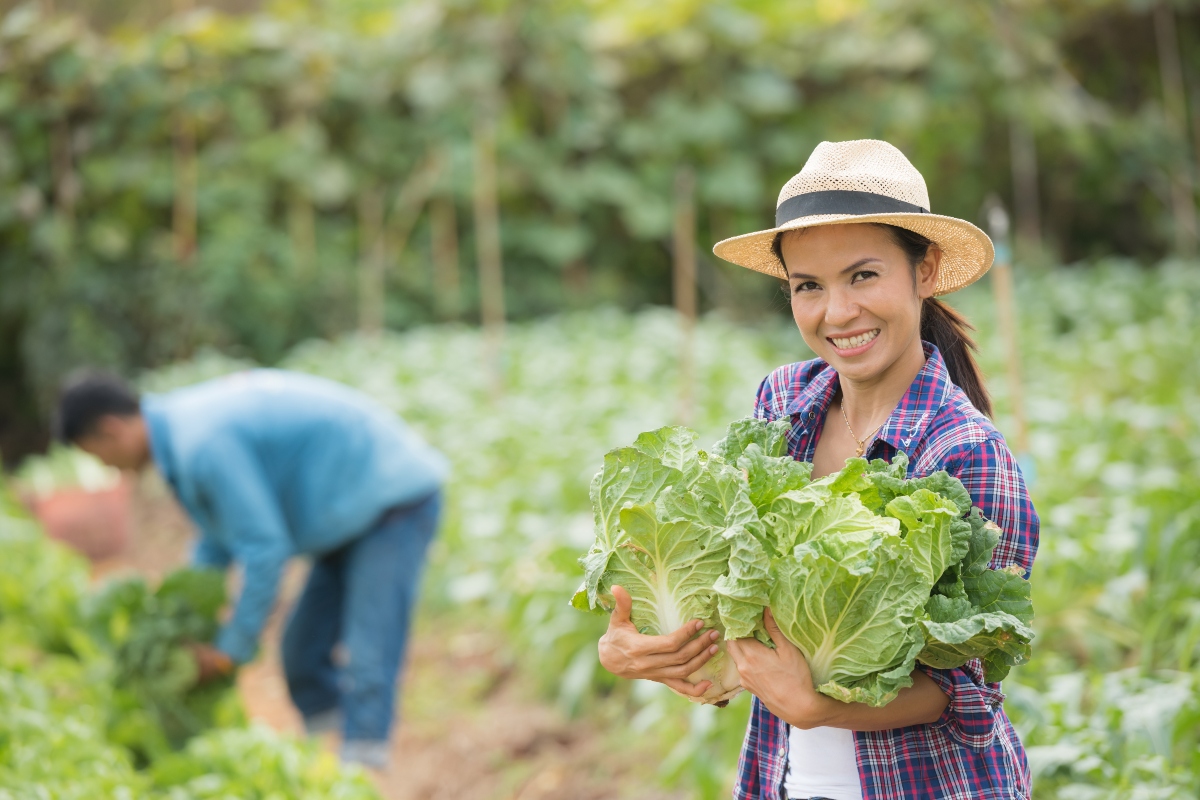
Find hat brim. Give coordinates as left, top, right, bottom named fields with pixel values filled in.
left=712, top=212, right=994, bottom=296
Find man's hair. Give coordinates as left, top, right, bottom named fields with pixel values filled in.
left=55, top=371, right=141, bottom=443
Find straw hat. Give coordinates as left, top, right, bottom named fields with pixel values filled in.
left=712, top=139, right=993, bottom=295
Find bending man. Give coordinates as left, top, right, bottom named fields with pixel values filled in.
left=57, top=369, right=448, bottom=769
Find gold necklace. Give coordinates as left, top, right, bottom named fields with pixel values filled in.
left=839, top=401, right=883, bottom=457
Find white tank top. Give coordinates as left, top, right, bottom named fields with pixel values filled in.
left=784, top=726, right=864, bottom=800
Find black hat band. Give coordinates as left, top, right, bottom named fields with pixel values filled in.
left=775, top=190, right=928, bottom=227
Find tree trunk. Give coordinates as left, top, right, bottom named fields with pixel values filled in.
left=431, top=196, right=461, bottom=320
left=357, top=187, right=386, bottom=336
left=51, top=116, right=76, bottom=265
left=673, top=167, right=697, bottom=428
left=474, top=117, right=506, bottom=393
left=173, top=109, right=197, bottom=265
left=1154, top=2, right=1197, bottom=256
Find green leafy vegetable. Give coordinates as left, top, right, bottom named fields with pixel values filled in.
left=573, top=418, right=1036, bottom=708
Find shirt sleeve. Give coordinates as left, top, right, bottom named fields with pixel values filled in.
left=193, top=435, right=292, bottom=664
left=917, top=435, right=1040, bottom=750
left=752, top=374, right=774, bottom=421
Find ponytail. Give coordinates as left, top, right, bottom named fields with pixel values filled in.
left=874, top=224, right=993, bottom=418
left=920, top=297, right=992, bottom=417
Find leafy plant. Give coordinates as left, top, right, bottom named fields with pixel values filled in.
left=88, top=568, right=239, bottom=757
left=571, top=418, right=1035, bottom=708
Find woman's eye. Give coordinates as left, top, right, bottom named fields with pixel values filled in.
left=792, top=281, right=820, bottom=294
left=851, top=270, right=878, bottom=283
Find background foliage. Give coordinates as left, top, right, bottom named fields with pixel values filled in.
left=2, top=0, right=1199, bottom=458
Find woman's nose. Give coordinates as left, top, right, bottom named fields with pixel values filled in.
left=823, top=288, right=859, bottom=327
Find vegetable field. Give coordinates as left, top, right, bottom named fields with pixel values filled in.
left=0, top=494, right=382, bottom=799
left=6, top=259, right=1198, bottom=798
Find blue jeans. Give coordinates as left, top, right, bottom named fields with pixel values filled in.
left=281, top=490, right=441, bottom=744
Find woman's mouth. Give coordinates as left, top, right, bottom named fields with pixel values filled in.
left=828, top=328, right=880, bottom=355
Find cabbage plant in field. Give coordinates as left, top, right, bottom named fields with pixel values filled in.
left=572, top=418, right=1035, bottom=707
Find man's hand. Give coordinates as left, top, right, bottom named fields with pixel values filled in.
left=189, top=642, right=235, bottom=684
left=727, top=608, right=827, bottom=728
left=597, top=585, right=719, bottom=698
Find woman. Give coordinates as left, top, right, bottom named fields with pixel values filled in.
left=598, top=140, right=1039, bottom=799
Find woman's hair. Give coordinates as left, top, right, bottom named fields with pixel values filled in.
left=773, top=224, right=993, bottom=417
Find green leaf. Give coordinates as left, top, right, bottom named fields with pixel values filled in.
left=631, top=426, right=700, bottom=480
left=659, top=457, right=759, bottom=538
left=710, top=417, right=791, bottom=462
left=963, top=566, right=1033, bottom=620
left=155, top=568, right=227, bottom=620
left=581, top=443, right=683, bottom=608
left=918, top=603, right=1034, bottom=682
left=885, top=489, right=970, bottom=587
left=605, top=503, right=730, bottom=634
left=714, top=527, right=772, bottom=644
left=765, top=484, right=899, bottom=555
left=589, top=445, right=683, bottom=553
left=737, top=444, right=812, bottom=511
left=601, top=502, right=744, bottom=705
left=770, top=535, right=927, bottom=707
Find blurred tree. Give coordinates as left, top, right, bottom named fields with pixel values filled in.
left=0, top=0, right=1197, bottom=460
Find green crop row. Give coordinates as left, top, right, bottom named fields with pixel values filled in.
left=0, top=490, right=381, bottom=800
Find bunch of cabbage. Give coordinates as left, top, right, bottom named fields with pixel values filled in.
left=717, top=419, right=1035, bottom=707
left=572, top=419, right=1034, bottom=708
left=570, top=426, right=768, bottom=705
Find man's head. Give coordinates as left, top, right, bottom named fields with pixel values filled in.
left=56, top=372, right=151, bottom=471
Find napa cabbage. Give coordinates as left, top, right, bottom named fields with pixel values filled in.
left=572, top=418, right=1034, bottom=707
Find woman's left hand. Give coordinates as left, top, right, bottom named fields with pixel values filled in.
left=727, top=608, right=829, bottom=729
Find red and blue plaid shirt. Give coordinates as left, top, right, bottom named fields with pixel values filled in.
left=736, top=343, right=1039, bottom=800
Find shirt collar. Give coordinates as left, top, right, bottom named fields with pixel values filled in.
left=783, top=342, right=955, bottom=456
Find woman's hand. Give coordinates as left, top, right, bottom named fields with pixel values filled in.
left=727, top=608, right=828, bottom=729
left=597, top=585, right=720, bottom=698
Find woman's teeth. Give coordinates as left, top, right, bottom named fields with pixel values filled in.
left=831, top=329, right=880, bottom=349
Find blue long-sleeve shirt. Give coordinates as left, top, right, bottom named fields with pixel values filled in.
left=142, top=369, right=449, bottom=663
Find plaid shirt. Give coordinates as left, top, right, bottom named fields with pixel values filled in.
left=736, top=343, right=1038, bottom=800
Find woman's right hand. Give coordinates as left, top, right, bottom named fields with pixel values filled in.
left=597, top=585, right=720, bottom=698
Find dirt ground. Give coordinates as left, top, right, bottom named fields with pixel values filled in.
left=90, top=474, right=686, bottom=800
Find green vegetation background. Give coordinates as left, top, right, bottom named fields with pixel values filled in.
left=2, top=0, right=1199, bottom=458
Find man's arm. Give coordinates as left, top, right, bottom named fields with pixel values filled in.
left=192, top=536, right=232, bottom=570
left=194, top=435, right=292, bottom=664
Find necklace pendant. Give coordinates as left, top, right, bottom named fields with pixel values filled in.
left=855, top=444, right=865, bottom=457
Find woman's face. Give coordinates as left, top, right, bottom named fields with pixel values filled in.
left=781, top=223, right=939, bottom=383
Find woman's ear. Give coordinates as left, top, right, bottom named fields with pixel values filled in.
left=915, top=245, right=941, bottom=299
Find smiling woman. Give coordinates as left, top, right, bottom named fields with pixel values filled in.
left=710, top=140, right=1039, bottom=800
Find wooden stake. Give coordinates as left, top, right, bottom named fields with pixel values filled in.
left=1153, top=2, right=1197, bottom=256
left=985, top=199, right=1030, bottom=458
left=357, top=186, right=386, bottom=336
left=474, top=117, right=506, bottom=393
left=673, top=167, right=697, bottom=428
left=431, top=196, right=461, bottom=319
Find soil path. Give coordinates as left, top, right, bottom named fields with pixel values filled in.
left=93, top=475, right=684, bottom=800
